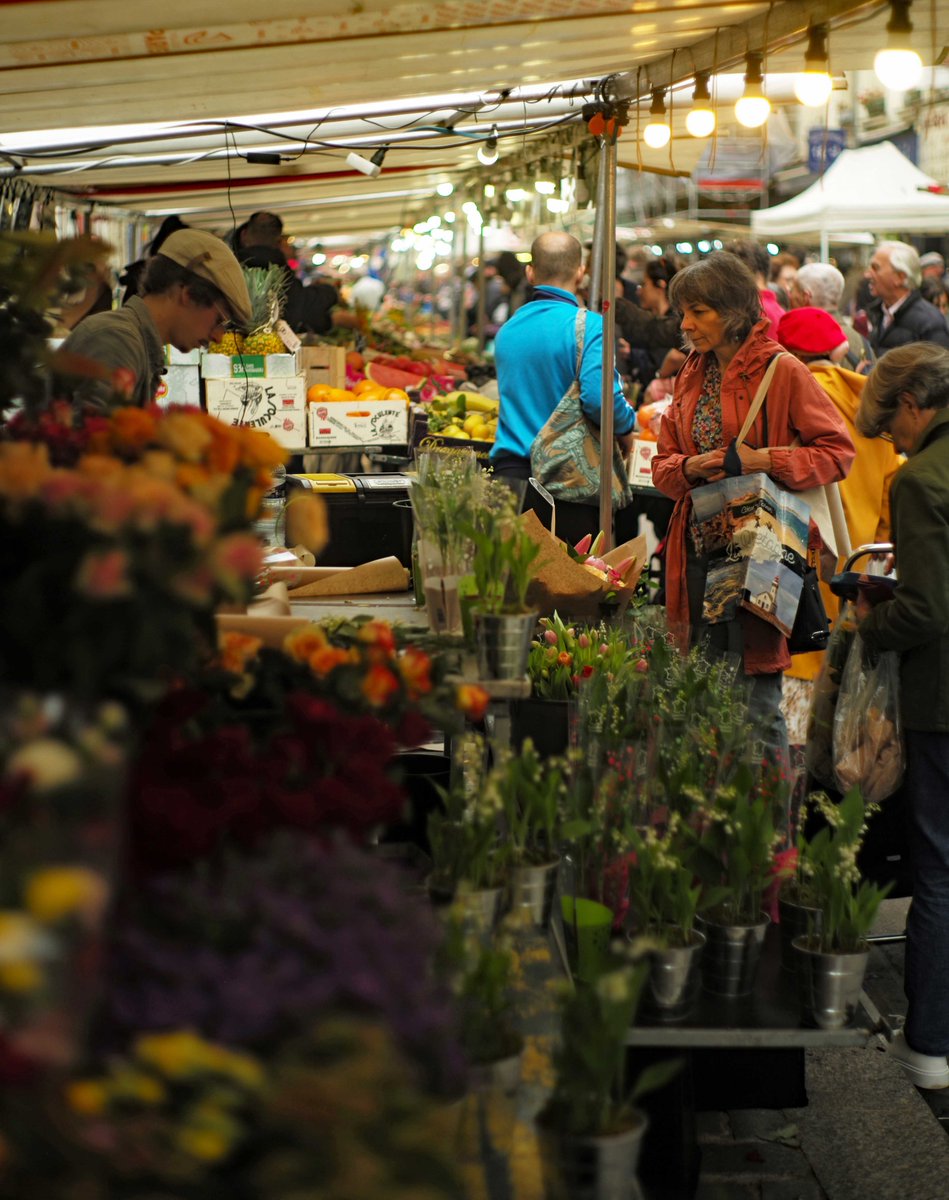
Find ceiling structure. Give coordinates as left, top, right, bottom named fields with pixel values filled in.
left=0, top=0, right=941, bottom=244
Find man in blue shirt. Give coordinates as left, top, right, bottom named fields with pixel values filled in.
left=491, top=231, right=637, bottom=544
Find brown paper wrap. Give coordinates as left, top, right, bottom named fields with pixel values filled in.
left=520, top=510, right=647, bottom=619
left=284, top=556, right=410, bottom=598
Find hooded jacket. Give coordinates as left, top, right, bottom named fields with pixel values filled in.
left=787, top=364, right=903, bottom=681
left=652, top=322, right=855, bottom=675
left=859, top=408, right=949, bottom=732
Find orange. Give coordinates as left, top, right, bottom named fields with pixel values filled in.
left=306, top=383, right=334, bottom=404
left=384, top=388, right=410, bottom=403
left=325, top=387, right=356, bottom=402
left=346, top=350, right=365, bottom=372
left=352, top=379, right=380, bottom=396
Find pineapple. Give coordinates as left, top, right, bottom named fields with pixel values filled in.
left=208, top=330, right=245, bottom=355
left=241, top=264, right=289, bottom=355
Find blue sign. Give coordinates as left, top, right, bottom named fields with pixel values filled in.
left=808, top=128, right=846, bottom=175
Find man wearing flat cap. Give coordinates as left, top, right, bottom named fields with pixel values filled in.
left=60, top=228, right=251, bottom=408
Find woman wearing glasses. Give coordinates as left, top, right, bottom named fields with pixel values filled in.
left=60, top=229, right=251, bottom=409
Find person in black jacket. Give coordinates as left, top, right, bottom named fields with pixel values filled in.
left=867, top=241, right=949, bottom=356
left=237, top=211, right=338, bottom=335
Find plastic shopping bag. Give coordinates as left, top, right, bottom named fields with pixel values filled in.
left=804, top=601, right=858, bottom=788
left=832, top=630, right=905, bottom=805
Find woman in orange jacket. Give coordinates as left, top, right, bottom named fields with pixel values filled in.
left=652, top=253, right=855, bottom=768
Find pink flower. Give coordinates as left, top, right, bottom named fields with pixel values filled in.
left=599, top=643, right=609, bottom=655
left=213, top=533, right=264, bottom=585
left=544, top=629, right=558, bottom=645
left=578, top=633, right=590, bottom=649
left=74, top=548, right=131, bottom=598
left=635, top=657, right=649, bottom=673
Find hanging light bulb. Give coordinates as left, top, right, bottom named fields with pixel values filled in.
left=477, top=126, right=500, bottom=166
left=534, top=159, right=556, bottom=195
left=685, top=71, right=716, bottom=138
left=643, top=87, right=671, bottom=149
left=794, top=24, right=834, bottom=106
left=874, top=0, right=923, bottom=90
left=735, top=53, right=771, bottom=128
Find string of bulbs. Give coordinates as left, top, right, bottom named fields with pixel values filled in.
left=467, top=0, right=927, bottom=164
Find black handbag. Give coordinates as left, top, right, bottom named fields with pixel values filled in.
left=787, top=563, right=830, bottom=654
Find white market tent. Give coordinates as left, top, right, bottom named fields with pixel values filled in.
left=751, top=141, right=949, bottom=259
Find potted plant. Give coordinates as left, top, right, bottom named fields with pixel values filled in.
left=427, top=734, right=505, bottom=934
left=684, top=762, right=782, bottom=999
left=516, top=614, right=636, bottom=757
left=409, top=449, right=481, bottom=635
left=446, top=917, right=524, bottom=1091
left=624, top=816, right=706, bottom=1021
left=487, top=738, right=567, bottom=931
left=536, top=953, right=680, bottom=1196
left=791, top=787, right=892, bottom=1029
left=465, top=477, right=541, bottom=680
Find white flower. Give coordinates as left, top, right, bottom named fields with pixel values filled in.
left=8, top=738, right=83, bottom=792
left=594, top=969, right=630, bottom=1004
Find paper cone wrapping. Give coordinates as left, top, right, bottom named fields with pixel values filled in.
left=520, top=510, right=647, bottom=619
left=249, top=581, right=292, bottom=616
left=285, top=556, right=410, bottom=598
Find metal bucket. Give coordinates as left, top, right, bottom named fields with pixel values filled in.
left=473, top=611, right=538, bottom=680
left=793, top=936, right=869, bottom=1030
left=696, top=914, right=769, bottom=998
left=778, top=896, right=823, bottom=973
left=641, top=929, right=706, bottom=1022
left=537, top=1112, right=648, bottom=1200
left=508, top=860, right=560, bottom=930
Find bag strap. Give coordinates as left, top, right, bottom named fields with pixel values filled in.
left=573, top=308, right=587, bottom=381
left=734, top=352, right=783, bottom=450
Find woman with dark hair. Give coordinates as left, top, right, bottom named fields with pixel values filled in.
left=651, top=251, right=854, bottom=762
left=615, top=255, right=682, bottom=380
left=854, top=343, right=949, bottom=1090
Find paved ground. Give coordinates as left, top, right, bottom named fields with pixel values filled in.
left=691, top=897, right=949, bottom=1200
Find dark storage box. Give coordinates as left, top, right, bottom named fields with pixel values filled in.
left=286, top=473, right=412, bottom=567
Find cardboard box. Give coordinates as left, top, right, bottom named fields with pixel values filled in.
left=307, top=399, right=408, bottom=448
left=154, top=365, right=200, bottom=409
left=300, top=345, right=346, bottom=391
left=200, top=352, right=301, bottom=379
left=205, top=378, right=307, bottom=448
left=164, top=345, right=201, bottom=366
left=628, top=436, right=658, bottom=489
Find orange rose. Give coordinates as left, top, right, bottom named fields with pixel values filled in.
left=361, top=664, right=401, bottom=708
left=218, top=631, right=263, bottom=674
left=357, top=619, right=397, bottom=658
left=456, top=684, right=490, bottom=723
left=284, top=626, right=329, bottom=662
left=110, top=407, right=158, bottom=454
left=309, top=645, right=354, bottom=677
left=398, top=646, right=432, bottom=697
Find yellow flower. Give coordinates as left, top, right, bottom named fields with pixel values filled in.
left=0, top=959, right=43, bottom=993
left=284, top=625, right=329, bottom=662
left=111, top=1069, right=166, bottom=1106
left=134, top=1030, right=209, bottom=1079
left=155, top=410, right=214, bottom=462
left=176, top=1126, right=233, bottom=1163
left=25, top=867, right=107, bottom=925
left=65, top=1079, right=110, bottom=1116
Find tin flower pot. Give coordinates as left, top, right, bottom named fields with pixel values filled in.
left=696, top=913, right=770, bottom=999
left=778, top=895, right=824, bottom=974
left=640, top=928, right=706, bottom=1022
left=473, top=610, right=538, bottom=680
left=508, top=860, right=560, bottom=931
left=793, top=935, right=870, bottom=1030
left=537, top=1110, right=649, bottom=1200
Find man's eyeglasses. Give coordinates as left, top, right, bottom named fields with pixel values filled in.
left=211, top=304, right=238, bottom=335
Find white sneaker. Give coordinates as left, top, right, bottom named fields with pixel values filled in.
left=888, top=1030, right=949, bottom=1090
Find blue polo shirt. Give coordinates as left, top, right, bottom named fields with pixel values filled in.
left=491, top=285, right=636, bottom=462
